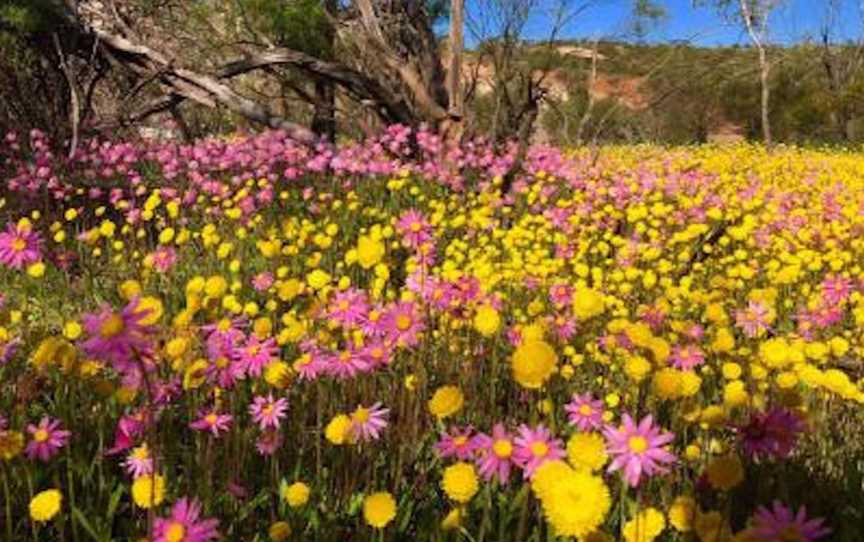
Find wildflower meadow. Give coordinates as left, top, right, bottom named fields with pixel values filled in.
left=1, top=128, right=864, bottom=541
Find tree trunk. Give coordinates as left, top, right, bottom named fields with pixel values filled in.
left=445, top=0, right=465, bottom=141
left=311, top=79, right=336, bottom=141
left=758, top=47, right=772, bottom=146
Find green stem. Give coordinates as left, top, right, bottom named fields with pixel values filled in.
left=2, top=463, right=13, bottom=542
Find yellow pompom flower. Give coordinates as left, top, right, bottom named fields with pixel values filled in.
left=356, top=235, right=386, bottom=269
left=325, top=414, right=353, bottom=445
left=29, top=489, right=62, bottom=522
left=540, top=469, right=611, bottom=538
left=428, top=386, right=464, bottom=419
left=119, top=279, right=142, bottom=301
left=511, top=339, right=558, bottom=389
left=622, top=507, right=666, bottom=542
left=705, top=454, right=744, bottom=491
left=441, top=462, right=479, bottom=503
left=268, top=521, right=291, bottom=541
left=281, top=481, right=310, bottom=508
left=264, top=361, right=292, bottom=389
left=473, top=305, right=501, bottom=337
left=136, top=296, right=164, bottom=325
left=667, top=495, right=696, bottom=532
left=0, top=430, right=24, bottom=460
left=363, top=492, right=397, bottom=529
left=131, top=474, right=165, bottom=509
left=566, top=432, right=608, bottom=472
left=531, top=460, right=573, bottom=502
left=572, top=287, right=605, bottom=320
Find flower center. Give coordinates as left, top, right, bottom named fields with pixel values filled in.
left=99, top=314, right=125, bottom=339
left=578, top=404, right=593, bottom=416
left=395, top=314, right=412, bottom=331
left=339, top=300, right=350, bottom=311
left=353, top=407, right=370, bottom=424
left=263, top=404, right=274, bottom=416
left=628, top=436, right=649, bottom=454
left=215, top=357, right=230, bottom=369
left=165, top=522, right=186, bottom=542
left=453, top=435, right=468, bottom=447
left=530, top=441, right=549, bottom=458
left=11, top=238, right=26, bottom=252
left=247, top=345, right=261, bottom=356
left=33, top=429, right=49, bottom=443
left=205, top=414, right=218, bottom=425
left=217, top=318, right=232, bottom=332
left=410, top=222, right=422, bottom=232
left=492, top=439, right=513, bottom=458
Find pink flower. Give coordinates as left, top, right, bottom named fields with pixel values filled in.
left=105, top=411, right=148, bottom=456
left=255, top=429, right=283, bottom=456
left=251, top=272, right=274, bottom=292
left=80, top=297, right=155, bottom=376
left=821, top=274, right=852, bottom=306
left=0, top=221, right=42, bottom=269
left=349, top=402, right=389, bottom=442
left=238, top=335, right=277, bottom=377
left=435, top=426, right=477, bottom=460
left=564, top=393, right=604, bottom=431
left=472, top=424, right=515, bottom=484
left=604, top=414, right=676, bottom=487
left=512, top=424, right=565, bottom=479
left=249, top=394, right=288, bottom=430
left=327, top=289, right=369, bottom=328
left=325, top=348, right=370, bottom=379
left=381, top=301, right=425, bottom=347
left=153, top=497, right=219, bottom=542
left=189, top=411, right=233, bottom=438
left=25, top=417, right=70, bottom=462
left=735, top=301, right=771, bottom=338
left=737, top=407, right=805, bottom=461
left=122, top=444, right=153, bottom=478
left=670, top=344, right=704, bottom=371
left=749, top=501, right=830, bottom=541
left=396, top=209, right=432, bottom=250
left=151, top=246, right=177, bottom=273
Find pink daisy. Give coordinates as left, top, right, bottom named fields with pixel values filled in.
left=349, top=402, right=390, bottom=442
left=0, top=221, right=42, bottom=269
left=749, top=501, right=830, bottom=542
left=512, top=424, right=565, bottom=479
left=327, top=288, right=369, bottom=328
left=564, top=393, right=604, bottom=431
left=189, top=410, right=233, bottom=438
left=604, top=414, right=676, bottom=487
left=151, top=246, right=177, bottom=273
left=735, top=300, right=772, bottom=338
left=396, top=209, right=433, bottom=250
left=238, top=335, right=277, bottom=377
left=820, top=274, right=852, bottom=305
left=25, top=417, right=71, bottom=462
left=325, top=348, right=371, bottom=379
left=255, top=429, right=283, bottom=456
left=153, top=497, right=219, bottom=542
left=249, top=394, right=288, bottom=431
left=80, top=297, right=156, bottom=374
left=472, top=424, right=515, bottom=484
left=670, top=344, right=704, bottom=370
left=251, top=272, right=274, bottom=292
left=435, top=426, right=477, bottom=460
left=122, top=444, right=154, bottom=478
left=381, top=301, right=425, bottom=347
left=737, top=407, right=806, bottom=461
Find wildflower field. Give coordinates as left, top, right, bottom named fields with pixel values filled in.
left=1, top=128, right=864, bottom=542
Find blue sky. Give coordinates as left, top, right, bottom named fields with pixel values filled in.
left=467, top=0, right=861, bottom=47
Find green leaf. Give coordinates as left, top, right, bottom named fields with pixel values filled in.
left=72, top=506, right=102, bottom=542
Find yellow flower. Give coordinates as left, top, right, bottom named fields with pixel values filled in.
left=441, top=507, right=463, bottom=530
left=428, top=386, right=464, bottom=419
left=325, top=414, right=353, bottom=445
left=182, top=359, right=209, bottom=390
left=356, top=235, right=386, bottom=269
left=204, top=276, right=228, bottom=298
left=363, top=492, right=397, bottom=529
left=473, top=304, right=501, bottom=337
left=694, top=510, right=732, bottom=542
left=306, top=269, right=331, bottom=290
left=119, top=279, right=142, bottom=301
left=264, top=361, right=292, bottom=389
left=441, top=462, right=479, bottom=503
left=136, top=296, right=164, bottom=325
left=268, top=521, right=291, bottom=541
left=0, top=430, right=24, bottom=460
left=131, top=474, right=165, bottom=509
left=566, top=432, right=608, bottom=472
left=572, top=287, right=605, bottom=320
left=540, top=468, right=610, bottom=538
left=705, top=454, right=744, bottom=491
left=281, top=481, right=310, bottom=508
left=26, top=262, right=45, bottom=278
left=29, top=489, right=62, bottom=522
left=622, top=507, right=666, bottom=542
left=511, top=339, right=558, bottom=389
left=668, top=495, right=696, bottom=532
left=531, top=460, right=572, bottom=501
